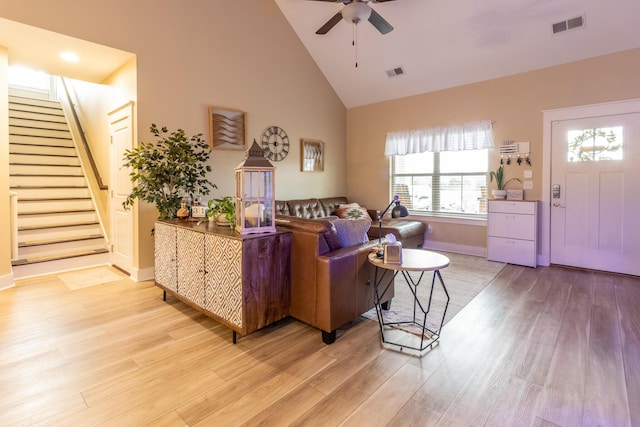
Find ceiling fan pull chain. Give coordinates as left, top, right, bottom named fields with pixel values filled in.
left=353, top=24, right=358, bottom=68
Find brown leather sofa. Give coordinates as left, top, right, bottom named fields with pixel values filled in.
left=275, top=196, right=426, bottom=344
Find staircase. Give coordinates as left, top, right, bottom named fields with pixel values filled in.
left=9, top=95, right=109, bottom=278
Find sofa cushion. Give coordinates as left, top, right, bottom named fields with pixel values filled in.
left=286, top=198, right=326, bottom=218
left=275, top=200, right=290, bottom=216
left=331, top=218, right=370, bottom=248
left=319, top=197, right=349, bottom=216
left=336, top=204, right=373, bottom=221
left=322, top=221, right=343, bottom=252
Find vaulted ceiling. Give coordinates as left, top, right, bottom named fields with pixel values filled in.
left=2, top=1, right=639, bottom=110
left=275, top=0, right=640, bottom=108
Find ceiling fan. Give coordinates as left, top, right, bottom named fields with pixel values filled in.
left=312, top=0, right=396, bottom=35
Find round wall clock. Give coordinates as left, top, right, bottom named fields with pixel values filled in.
left=261, top=126, right=290, bottom=162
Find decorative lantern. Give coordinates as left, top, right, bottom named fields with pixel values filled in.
left=234, top=140, right=276, bottom=234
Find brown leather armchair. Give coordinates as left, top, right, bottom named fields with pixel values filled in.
left=275, top=197, right=426, bottom=344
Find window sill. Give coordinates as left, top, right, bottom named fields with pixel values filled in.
left=404, top=212, right=487, bottom=227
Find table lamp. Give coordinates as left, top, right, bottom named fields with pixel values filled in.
left=377, top=195, right=408, bottom=258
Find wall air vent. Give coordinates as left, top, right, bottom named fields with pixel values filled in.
left=552, top=14, right=585, bottom=34
left=386, top=66, right=404, bottom=78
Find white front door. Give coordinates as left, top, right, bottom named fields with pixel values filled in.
left=550, top=111, right=640, bottom=276
left=108, top=102, right=135, bottom=273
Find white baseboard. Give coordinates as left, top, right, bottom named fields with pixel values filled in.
left=131, top=266, right=155, bottom=282
left=0, top=272, right=15, bottom=291
left=422, top=241, right=486, bottom=258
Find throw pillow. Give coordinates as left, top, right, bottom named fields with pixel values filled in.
left=336, top=205, right=372, bottom=221
left=331, top=218, right=370, bottom=248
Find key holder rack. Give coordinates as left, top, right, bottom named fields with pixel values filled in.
left=500, top=141, right=531, bottom=166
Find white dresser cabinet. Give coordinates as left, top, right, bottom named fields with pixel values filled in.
left=487, top=200, right=538, bottom=267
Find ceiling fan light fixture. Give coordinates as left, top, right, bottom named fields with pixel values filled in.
left=342, top=2, right=371, bottom=24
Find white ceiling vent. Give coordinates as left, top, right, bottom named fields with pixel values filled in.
left=386, top=66, right=405, bottom=78
left=552, top=15, right=585, bottom=34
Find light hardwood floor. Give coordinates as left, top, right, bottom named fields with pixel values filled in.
left=1, top=263, right=638, bottom=426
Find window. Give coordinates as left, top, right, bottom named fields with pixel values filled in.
left=567, top=126, right=623, bottom=162
left=391, top=149, right=489, bottom=217
left=386, top=120, right=493, bottom=218
left=8, top=66, right=51, bottom=91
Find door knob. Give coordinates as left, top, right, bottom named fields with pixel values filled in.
left=552, top=202, right=565, bottom=208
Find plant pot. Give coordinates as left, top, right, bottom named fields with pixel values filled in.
left=214, top=213, right=229, bottom=224
left=492, top=189, right=507, bottom=199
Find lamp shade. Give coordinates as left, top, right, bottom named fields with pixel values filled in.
left=342, top=2, right=371, bottom=24
left=391, top=202, right=409, bottom=218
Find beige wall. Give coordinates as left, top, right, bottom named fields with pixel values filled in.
left=347, top=48, right=640, bottom=254
left=0, top=45, right=11, bottom=288
left=0, top=1, right=346, bottom=276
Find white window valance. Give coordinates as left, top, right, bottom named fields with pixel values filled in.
left=385, top=120, right=494, bottom=156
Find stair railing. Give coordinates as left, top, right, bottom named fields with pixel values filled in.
left=59, top=77, right=108, bottom=190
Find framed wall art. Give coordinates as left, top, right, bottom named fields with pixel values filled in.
left=300, top=138, right=324, bottom=172
left=209, top=106, right=246, bottom=150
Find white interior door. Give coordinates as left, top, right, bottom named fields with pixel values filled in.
left=108, top=102, right=135, bottom=273
left=550, top=112, right=640, bottom=275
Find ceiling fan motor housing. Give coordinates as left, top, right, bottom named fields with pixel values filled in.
left=342, top=2, right=371, bottom=24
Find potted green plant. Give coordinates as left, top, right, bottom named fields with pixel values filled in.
left=489, top=165, right=521, bottom=199
left=122, top=124, right=216, bottom=219
left=206, top=196, right=236, bottom=227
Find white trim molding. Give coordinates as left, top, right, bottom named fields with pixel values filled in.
left=0, top=272, right=16, bottom=291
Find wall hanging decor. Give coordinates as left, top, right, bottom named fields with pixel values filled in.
left=209, top=106, right=246, bottom=150
left=301, top=138, right=324, bottom=172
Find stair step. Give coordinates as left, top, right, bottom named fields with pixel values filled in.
left=18, top=222, right=102, bottom=242
left=9, top=117, right=69, bottom=130
left=10, top=135, right=74, bottom=147
left=19, top=220, right=100, bottom=231
left=11, top=187, right=91, bottom=199
left=12, top=251, right=111, bottom=279
left=11, top=164, right=83, bottom=176
left=10, top=175, right=87, bottom=187
left=9, top=109, right=67, bottom=124
left=9, top=96, right=64, bottom=110
left=18, top=236, right=106, bottom=259
left=18, top=211, right=99, bottom=228
left=19, top=208, right=95, bottom=215
left=19, top=234, right=104, bottom=248
left=18, top=199, right=94, bottom=214
left=18, top=197, right=91, bottom=202
left=10, top=143, right=77, bottom=157
left=10, top=126, right=71, bottom=139
left=12, top=248, right=109, bottom=267
left=10, top=153, right=80, bottom=166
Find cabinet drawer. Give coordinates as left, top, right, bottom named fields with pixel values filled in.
left=487, top=237, right=536, bottom=267
left=489, top=200, right=536, bottom=215
left=487, top=213, right=535, bottom=240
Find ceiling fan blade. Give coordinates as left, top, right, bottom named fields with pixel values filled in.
left=316, top=11, right=343, bottom=34
left=368, top=8, right=393, bottom=34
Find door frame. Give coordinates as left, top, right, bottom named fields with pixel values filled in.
left=541, top=98, right=640, bottom=267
